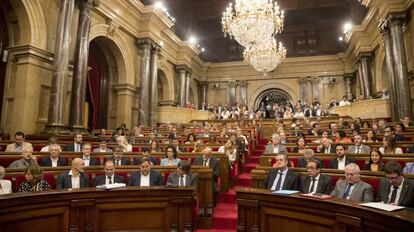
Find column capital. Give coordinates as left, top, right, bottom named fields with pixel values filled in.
left=298, top=77, right=308, bottom=85
left=228, top=81, right=237, bottom=88
left=344, top=73, right=355, bottom=81
left=387, top=12, right=407, bottom=27
left=198, top=81, right=208, bottom=87
left=176, top=65, right=192, bottom=73
left=357, top=52, right=373, bottom=62
left=311, top=77, right=320, bottom=84
left=239, top=80, right=248, bottom=87
left=378, top=19, right=391, bottom=35
left=137, top=37, right=159, bottom=50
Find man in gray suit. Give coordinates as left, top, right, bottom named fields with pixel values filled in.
left=331, top=163, right=373, bottom=202
left=301, top=159, right=333, bottom=194
left=167, top=160, right=198, bottom=188
left=56, top=158, right=89, bottom=189
left=298, top=149, right=323, bottom=168
left=347, top=134, right=371, bottom=154
left=264, top=133, right=287, bottom=154
left=377, top=161, right=414, bottom=207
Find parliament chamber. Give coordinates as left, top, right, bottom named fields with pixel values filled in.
left=2, top=0, right=414, bottom=231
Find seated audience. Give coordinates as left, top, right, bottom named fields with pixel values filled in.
left=347, top=134, right=371, bottom=154
left=363, top=148, right=384, bottom=172
left=64, top=133, right=83, bottom=152
left=128, top=158, right=163, bottom=186
left=193, top=147, right=220, bottom=192
left=335, top=130, right=352, bottom=143
left=308, top=122, right=323, bottom=136
left=218, top=139, right=237, bottom=169
left=300, top=159, right=332, bottom=194
left=9, top=147, right=37, bottom=168
left=292, top=137, right=307, bottom=153
left=111, top=146, right=131, bottom=166
left=40, top=136, right=61, bottom=152
left=394, top=124, right=406, bottom=141
left=135, top=147, right=158, bottom=165
left=378, top=161, right=414, bottom=207
left=149, top=140, right=161, bottom=153
left=56, top=158, right=89, bottom=189
left=172, top=137, right=184, bottom=153
left=185, top=133, right=196, bottom=145
left=116, top=136, right=132, bottom=152
left=338, top=95, right=351, bottom=106
left=160, top=145, right=181, bottom=166
left=403, top=162, right=414, bottom=174
left=0, top=166, right=12, bottom=194
left=330, top=163, right=374, bottom=202
left=93, top=160, right=124, bottom=186
left=92, top=139, right=112, bottom=152
left=166, top=160, right=198, bottom=187
left=401, top=116, right=413, bottom=128
left=262, top=153, right=300, bottom=191
left=363, top=130, right=377, bottom=143
left=81, top=143, right=99, bottom=166
left=40, top=144, right=67, bottom=167
left=317, top=137, right=335, bottom=154
left=192, top=139, right=205, bottom=153
left=18, top=164, right=51, bottom=192
left=129, top=126, right=144, bottom=143
left=379, top=135, right=403, bottom=154
left=361, top=121, right=371, bottom=129
left=298, top=149, right=322, bottom=168
left=236, top=127, right=248, bottom=145
left=5, top=131, right=33, bottom=152
left=264, top=133, right=287, bottom=154
left=328, top=144, right=355, bottom=170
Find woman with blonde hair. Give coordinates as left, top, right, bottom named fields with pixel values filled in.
left=116, top=136, right=132, bottom=152
left=18, top=164, right=51, bottom=192
left=192, top=139, right=205, bottom=153
left=218, top=139, right=237, bottom=169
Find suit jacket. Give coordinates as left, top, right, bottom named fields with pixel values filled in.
left=264, top=144, right=288, bottom=154
left=318, top=146, right=335, bottom=154
left=93, top=174, right=124, bottom=187
left=193, top=156, right=220, bottom=180
left=134, top=156, right=158, bottom=165
left=128, top=170, right=163, bottom=186
left=5, top=142, right=32, bottom=152
left=82, top=156, right=99, bottom=166
left=0, top=179, right=12, bottom=194
left=64, top=143, right=82, bottom=152
left=328, top=156, right=356, bottom=169
left=110, top=157, right=131, bottom=166
left=166, top=172, right=198, bottom=187
left=403, top=162, right=414, bottom=174
left=92, top=148, right=113, bottom=152
left=347, top=145, right=371, bottom=154
left=56, top=171, right=89, bottom=189
left=262, top=168, right=300, bottom=190
left=377, top=178, right=414, bottom=207
left=331, top=179, right=373, bottom=202
left=40, top=157, right=68, bottom=167
left=298, top=157, right=323, bottom=168
left=300, top=174, right=333, bottom=194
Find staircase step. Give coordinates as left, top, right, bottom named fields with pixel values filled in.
left=236, top=173, right=252, bottom=187
left=244, top=163, right=257, bottom=173
left=217, top=189, right=237, bottom=203
left=212, top=203, right=238, bottom=230
left=197, top=229, right=236, bottom=232
left=248, top=156, right=260, bottom=163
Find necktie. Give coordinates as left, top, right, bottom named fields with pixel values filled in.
left=389, top=186, right=399, bottom=204
left=343, top=183, right=354, bottom=199
left=179, top=176, right=184, bottom=186
left=203, top=159, right=207, bottom=166
left=309, top=177, right=316, bottom=193
left=117, top=160, right=121, bottom=166
left=356, top=147, right=360, bottom=154
left=108, top=176, right=112, bottom=184
left=273, top=172, right=283, bottom=191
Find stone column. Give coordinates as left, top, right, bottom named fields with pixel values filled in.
left=357, top=52, right=373, bottom=99
left=379, top=19, right=399, bottom=121
left=344, top=74, right=354, bottom=101
left=311, top=77, right=320, bottom=101
left=149, top=44, right=160, bottom=127
left=298, top=77, right=308, bottom=102
left=43, top=0, right=75, bottom=134
left=198, top=81, right=208, bottom=109
left=357, top=63, right=366, bottom=99
left=137, top=38, right=153, bottom=126
left=388, top=12, right=412, bottom=119
left=185, top=71, right=191, bottom=105
left=239, top=80, right=248, bottom=105
left=176, top=66, right=188, bottom=107
left=68, top=0, right=99, bottom=133
left=228, top=81, right=237, bottom=106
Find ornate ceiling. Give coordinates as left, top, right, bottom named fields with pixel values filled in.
left=140, top=0, right=368, bottom=62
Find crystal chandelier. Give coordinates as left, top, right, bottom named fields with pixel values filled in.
left=243, top=38, right=286, bottom=73
left=222, top=0, right=284, bottom=47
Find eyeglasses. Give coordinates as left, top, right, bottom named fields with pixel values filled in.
left=385, top=175, right=400, bottom=181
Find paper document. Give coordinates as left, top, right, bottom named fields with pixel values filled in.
left=96, top=183, right=126, bottom=190
left=359, top=202, right=405, bottom=212
left=272, top=190, right=299, bottom=195
left=301, top=193, right=334, bottom=199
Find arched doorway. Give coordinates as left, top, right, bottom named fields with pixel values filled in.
left=253, top=88, right=293, bottom=117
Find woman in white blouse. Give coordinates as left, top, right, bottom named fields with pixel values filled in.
left=218, top=139, right=237, bottom=169
left=0, top=166, right=12, bottom=194
left=116, top=136, right=132, bottom=152
left=379, top=135, right=403, bottom=154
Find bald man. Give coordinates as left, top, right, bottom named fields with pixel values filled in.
left=56, top=158, right=89, bottom=189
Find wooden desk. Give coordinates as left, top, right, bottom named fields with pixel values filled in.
left=0, top=187, right=195, bottom=232
left=237, top=188, right=414, bottom=232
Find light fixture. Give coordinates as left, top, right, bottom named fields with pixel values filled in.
left=338, top=36, right=343, bottom=41
left=343, top=22, right=352, bottom=33
left=188, top=36, right=197, bottom=44
left=243, top=38, right=286, bottom=73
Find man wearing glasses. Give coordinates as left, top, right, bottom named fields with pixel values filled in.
left=377, top=161, right=414, bottom=207
left=300, top=159, right=333, bottom=194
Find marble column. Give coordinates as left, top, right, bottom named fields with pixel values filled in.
left=149, top=44, right=160, bottom=127
left=357, top=63, right=366, bottom=99
left=379, top=19, right=399, bottom=121
left=43, top=0, right=75, bottom=134
left=185, top=71, right=191, bottom=105
left=198, top=81, right=208, bottom=109
left=176, top=65, right=188, bottom=107
left=239, top=80, right=248, bottom=105
left=69, top=0, right=99, bottom=133
left=388, top=12, right=412, bottom=119
left=357, top=53, right=373, bottom=99
left=137, top=38, right=153, bottom=126
left=311, top=77, right=320, bottom=101
left=344, top=74, right=354, bottom=101
left=228, top=81, right=237, bottom=106
left=298, top=77, right=308, bottom=102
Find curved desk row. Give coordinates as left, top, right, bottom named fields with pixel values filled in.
left=237, top=188, right=414, bottom=232
left=0, top=187, right=196, bottom=232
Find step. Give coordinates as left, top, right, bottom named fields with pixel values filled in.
left=244, top=163, right=257, bottom=173
left=252, top=150, right=264, bottom=156
left=236, top=173, right=252, bottom=187
left=212, top=203, right=238, bottom=230
left=216, top=189, right=237, bottom=203
left=255, top=145, right=265, bottom=150
left=248, top=155, right=260, bottom=163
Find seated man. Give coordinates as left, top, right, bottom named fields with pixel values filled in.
left=81, top=143, right=99, bottom=166
left=347, top=134, right=371, bottom=154
left=64, top=133, right=83, bottom=152
left=40, top=136, right=61, bottom=152
left=166, top=160, right=198, bottom=187
left=330, top=163, right=373, bottom=202
left=193, top=147, right=220, bottom=192
left=56, top=158, right=89, bottom=189
left=172, top=137, right=184, bottom=153
left=317, top=137, right=335, bottom=154
left=377, top=161, right=414, bottom=207
left=92, top=139, right=113, bottom=152
left=134, top=147, right=158, bottom=165
left=9, top=147, right=37, bottom=168
left=298, top=149, right=322, bottom=168
left=5, top=131, right=32, bottom=152
left=93, top=160, right=124, bottom=186
left=128, top=158, right=163, bottom=186
left=40, top=144, right=67, bottom=167
left=264, top=133, right=287, bottom=154
left=263, top=153, right=300, bottom=191
left=328, top=144, right=355, bottom=170
left=0, top=165, right=12, bottom=194
left=111, top=146, right=131, bottom=166
left=300, top=159, right=332, bottom=194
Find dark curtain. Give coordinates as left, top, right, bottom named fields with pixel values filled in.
left=87, top=51, right=101, bottom=129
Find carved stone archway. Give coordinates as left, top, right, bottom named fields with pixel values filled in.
left=253, top=88, right=294, bottom=111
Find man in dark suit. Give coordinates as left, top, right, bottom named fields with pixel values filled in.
left=298, top=149, right=323, bottom=168
left=317, top=138, right=335, bottom=154
left=167, top=160, right=198, bottom=188
left=56, top=158, right=89, bottom=189
left=300, top=159, right=332, bottom=194
left=93, top=160, right=124, bottom=186
left=328, top=144, right=355, bottom=170
left=193, top=147, right=220, bottom=192
left=110, top=146, right=131, bottom=166
left=377, top=161, right=414, bottom=207
left=134, top=147, right=158, bottom=165
left=128, top=158, right=163, bottom=186
left=172, top=138, right=184, bottom=153
left=64, top=133, right=83, bottom=152
left=40, top=144, right=67, bottom=167
left=263, top=153, right=300, bottom=191
left=81, top=143, right=99, bottom=166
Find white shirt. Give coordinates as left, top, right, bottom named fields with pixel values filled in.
left=40, top=146, right=49, bottom=152
left=83, top=155, right=90, bottom=166
left=74, top=143, right=81, bottom=152
left=337, top=157, right=346, bottom=170
left=69, top=170, right=80, bottom=189
left=273, top=145, right=279, bottom=154
left=354, top=146, right=362, bottom=154
left=271, top=168, right=288, bottom=191
left=379, top=147, right=403, bottom=154
left=179, top=174, right=186, bottom=187
left=387, top=178, right=405, bottom=205
left=203, top=157, right=210, bottom=166
left=51, top=157, right=58, bottom=167
left=308, top=174, right=320, bottom=194
left=140, top=173, right=150, bottom=186
left=105, top=174, right=114, bottom=185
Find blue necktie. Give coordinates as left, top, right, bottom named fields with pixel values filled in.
left=343, top=183, right=354, bottom=199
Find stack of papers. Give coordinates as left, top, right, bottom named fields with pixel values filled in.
left=359, top=202, right=405, bottom=212
left=301, top=193, right=334, bottom=199
left=272, top=190, right=299, bottom=195
left=96, top=183, right=126, bottom=190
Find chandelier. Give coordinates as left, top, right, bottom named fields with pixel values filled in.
left=243, top=38, right=286, bottom=73
left=222, top=0, right=284, bottom=47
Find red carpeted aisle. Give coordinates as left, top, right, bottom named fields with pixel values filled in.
left=197, top=138, right=266, bottom=231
